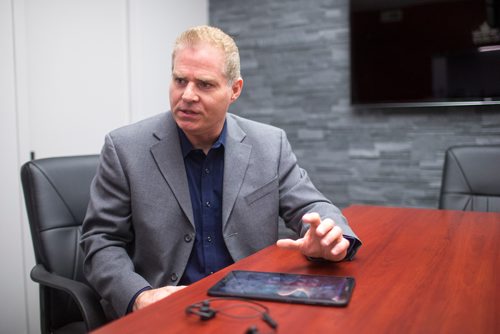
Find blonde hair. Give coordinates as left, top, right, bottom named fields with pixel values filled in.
left=172, top=25, right=241, bottom=84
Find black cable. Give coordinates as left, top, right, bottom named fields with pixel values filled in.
left=185, top=297, right=278, bottom=331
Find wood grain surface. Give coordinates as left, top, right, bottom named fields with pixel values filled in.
left=92, top=205, right=500, bottom=334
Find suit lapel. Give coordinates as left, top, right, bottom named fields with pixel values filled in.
left=150, top=112, right=194, bottom=226
left=149, top=112, right=251, bottom=229
left=222, top=115, right=252, bottom=227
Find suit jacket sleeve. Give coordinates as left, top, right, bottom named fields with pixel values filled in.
left=80, top=134, right=151, bottom=319
left=276, top=130, right=362, bottom=260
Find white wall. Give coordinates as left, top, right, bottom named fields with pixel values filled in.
left=22, top=0, right=131, bottom=158
left=1, top=1, right=31, bottom=333
left=128, top=0, right=209, bottom=122
left=2, top=0, right=207, bottom=332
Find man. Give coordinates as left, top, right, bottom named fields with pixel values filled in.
left=80, top=25, right=361, bottom=320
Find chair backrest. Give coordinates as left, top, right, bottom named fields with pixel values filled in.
left=439, top=145, right=500, bottom=212
left=21, top=155, right=100, bottom=331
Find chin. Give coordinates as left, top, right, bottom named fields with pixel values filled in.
left=180, top=121, right=206, bottom=135
left=177, top=123, right=197, bottom=133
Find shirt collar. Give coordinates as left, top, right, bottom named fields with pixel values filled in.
left=177, top=120, right=227, bottom=158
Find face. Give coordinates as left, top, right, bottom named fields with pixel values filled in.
left=169, top=42, right=243, bottom=147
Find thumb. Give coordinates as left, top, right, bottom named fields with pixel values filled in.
left=276, top=238, right=304, bottom=250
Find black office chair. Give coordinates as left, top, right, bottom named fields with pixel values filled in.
left=21, top=155, right=107, bottom=334
left=438, top=145, right=500, bottom=212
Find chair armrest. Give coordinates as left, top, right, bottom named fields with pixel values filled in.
left=31, top=264, right=107, bottom=331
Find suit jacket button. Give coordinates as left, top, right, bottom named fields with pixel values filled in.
left=184, top=234, right=192, bottom=242
left=170, top=273, right=178, bottom=282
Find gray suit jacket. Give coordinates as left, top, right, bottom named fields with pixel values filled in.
left=80, top=111, right=361, bottom=319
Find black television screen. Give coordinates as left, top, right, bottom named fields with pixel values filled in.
left=350, top=0, right=500, bottom=106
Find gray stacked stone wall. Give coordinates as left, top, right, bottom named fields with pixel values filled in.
left=210, top=0, right=500, bottom=209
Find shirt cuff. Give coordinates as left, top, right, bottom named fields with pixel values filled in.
left=344, top=235, right=362, bottom=261
left=127, top=286, right=152, bottom=314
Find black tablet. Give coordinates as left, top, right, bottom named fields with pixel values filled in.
left=207, top=270, right=355, bottom=306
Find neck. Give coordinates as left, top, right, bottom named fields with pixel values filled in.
left=185, top=132, right=218, bottom=155
left=187, top=120, right=226, bottom=154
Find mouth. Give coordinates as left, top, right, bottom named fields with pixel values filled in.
left=177, top=108, right=199, bottom=117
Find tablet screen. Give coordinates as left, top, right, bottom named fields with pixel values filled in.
left=207, top=270, right=355, bottom=306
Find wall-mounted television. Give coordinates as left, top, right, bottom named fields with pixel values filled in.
left=350, top=0, right=500, bottom=107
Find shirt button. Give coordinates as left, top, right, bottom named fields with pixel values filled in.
left=170, top=273, right=178, bottom=282
left=207, top=236, right=212, bottom=242
left=184, top=234, right=192, bottom=242
left=205, top=201, right=211, bottom=208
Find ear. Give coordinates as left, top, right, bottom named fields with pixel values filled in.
left=230, top=78, right=244, bottom=103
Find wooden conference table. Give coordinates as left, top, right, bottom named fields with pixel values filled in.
left=93, top=205, right=499, bottom=334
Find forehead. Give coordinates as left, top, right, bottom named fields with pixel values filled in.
left=172, top=43, right=226, bottom=79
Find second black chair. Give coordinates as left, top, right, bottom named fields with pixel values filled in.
left=439, top=145, right=500, bottom=212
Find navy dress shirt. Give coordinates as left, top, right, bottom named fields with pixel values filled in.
left=178, top=123, right=234, bottom=285
left=126, top=123, right=234, bottom=313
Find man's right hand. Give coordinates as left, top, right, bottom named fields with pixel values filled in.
left=132, top=285, right=187, bottom=311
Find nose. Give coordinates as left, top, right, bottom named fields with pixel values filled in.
left=182, top=83, right=199, bottom=103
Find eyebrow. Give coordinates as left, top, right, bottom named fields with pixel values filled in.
left=172, top=72, right=184, bottom=79
left=197, top=77, right=217, bottom=85
left=172, top=72, right=218, bottom=85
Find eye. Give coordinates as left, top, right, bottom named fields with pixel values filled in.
left=174, top=77, right=187, bottom=85
left=198, top=81, right=213, bottom=89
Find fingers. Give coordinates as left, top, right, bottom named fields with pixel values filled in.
left=276, top=238, right=303, bottom=250
left=316, top=218, right=336, bottom=238
left=301, top=212, right=322, bottom=228
left=315, top=218, right=347, bottom=261
left=319, top=223, right=343, bottom=247
left=303, top=213, right=341, bottom=242
left=286, top=213, right=348, bottom=262
left=302, top=213, right=338, bottom=238
left=329, top=237, right=350, bottom=259
left=278, top=213, right=349, bottom=262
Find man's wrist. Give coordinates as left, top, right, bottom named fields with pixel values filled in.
left=128, top=286, right=152, bottom=313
